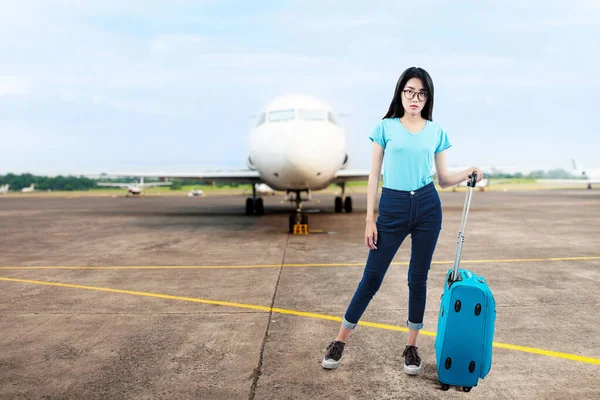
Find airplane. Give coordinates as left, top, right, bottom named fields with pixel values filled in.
left=188, top=189, right=204, bottom=197
left=107, top=93, right=374, bottom=233
left=0, top=184, right=9, bottom=194
left=567, top=159, right=599, bottom=189
left=96, top=177, right=172, bottom=196
left=535, top=159, right=600, bottom=189
left=21, top=184, right=35, bottom=193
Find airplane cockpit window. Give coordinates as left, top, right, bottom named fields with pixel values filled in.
left=269, top=109, right=296, bottom=122
left=256, top=112, right=266, bottom=127
left=299, top=109, right=326, bottom=121
left=327, top=111, right=340, bottom=126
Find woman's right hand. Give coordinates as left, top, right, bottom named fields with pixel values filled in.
left=365, top=219, right=378, bottom=250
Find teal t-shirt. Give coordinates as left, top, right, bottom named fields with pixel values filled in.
left=369, top=118, right=451, bottom=191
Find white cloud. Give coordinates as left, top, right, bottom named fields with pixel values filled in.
left=274, top=12, right=388, bottom=33
left=0, top=1, right=598, bottom=172
left=0, top=121, right=67, bottom=151
left=31, top=0, right=151, bottom=14
left=88, top=95, right=190, bottom=116
left=0, top=76, right=31, bottom=96
left=493, top=0, right=600, bottom=32
left=149, top=34, right=207, bottom=54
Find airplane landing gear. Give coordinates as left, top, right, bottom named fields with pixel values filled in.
left=255, top=198, right=264, bottom=215
left=289, top=213, right=308, bottom=234
left=344, top=196, right=352, bottom=212
left=335, top=183, right=353, bottom=213
left=246, top=184, right=264, bottom=215
left=245, top=198, right=254, bottom=214
left=287, top=190, right=309, bottom=233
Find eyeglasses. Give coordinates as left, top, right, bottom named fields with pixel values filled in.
left=402, top=89, right=428, bottom=102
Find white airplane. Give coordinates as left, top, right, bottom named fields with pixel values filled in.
left=97, top=177, right=172, bottom=196
left=567, top=159, right=599, bottom=189
left=188, top=189, right=204, bottom=197
left=21, top=184, right=35, bottom=193
left=0, top=184, right=9, bottom=194
left=109, top=93, right=373, bottom=232
left=536, top=159, right=600, bottom=189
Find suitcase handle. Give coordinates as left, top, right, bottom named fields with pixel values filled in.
left=468, top=171, right=478, bottom=188
left=450, top=171, right=478, bottom=282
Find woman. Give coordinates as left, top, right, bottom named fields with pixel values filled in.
left=321, top=67, right=483, bottom=375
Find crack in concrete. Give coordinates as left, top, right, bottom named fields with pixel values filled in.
left=249, top=234, right=290, bottom=400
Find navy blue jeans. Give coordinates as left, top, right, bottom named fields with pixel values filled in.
left=342, top=182, right=443, bottom=331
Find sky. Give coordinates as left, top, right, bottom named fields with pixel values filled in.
left=1, top=0, right=599, bottom=176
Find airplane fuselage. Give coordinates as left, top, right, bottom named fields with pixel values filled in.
left=245, top=94, right=348, bottom=192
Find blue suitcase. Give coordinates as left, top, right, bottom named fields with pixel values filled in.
left=435, top=172, right=496, bottom=392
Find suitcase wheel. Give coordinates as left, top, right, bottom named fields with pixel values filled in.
left=440, top=384, right=472, bottom=392
left=454, top=300, right=461, bottom=312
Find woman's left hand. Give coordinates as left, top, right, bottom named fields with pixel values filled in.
left=467, top=167, right=483, bottom=183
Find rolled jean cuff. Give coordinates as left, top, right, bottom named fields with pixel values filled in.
left=407, top=320, right=423, bottom=330
left=342, top=316, right=357, bottom=329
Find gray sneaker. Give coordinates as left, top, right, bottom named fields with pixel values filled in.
left=402, top=345, right=423, bottom=375
left=322, top=340, right=345, bottom=369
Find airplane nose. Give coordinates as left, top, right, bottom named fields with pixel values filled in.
left=252, top=122, right=345, bottom=189
left=285, top=127, right=343, bottom=177
left=286, top=148, right=328, bottom=178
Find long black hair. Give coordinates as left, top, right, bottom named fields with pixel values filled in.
left=383, top=67, right=434, bottom=120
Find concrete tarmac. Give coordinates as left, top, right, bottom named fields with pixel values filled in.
left=1, top=188, right=599, bottom=399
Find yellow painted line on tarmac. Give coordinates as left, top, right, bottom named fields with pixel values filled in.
left=0, top=256, right=599, bottom=270
left=0, top=277, right=272, bottom=312
left=284, top=256, right=600, bottom=268
left=0, top=265, right=283, bottom=270
left=1, top=276, right=600, bottom=366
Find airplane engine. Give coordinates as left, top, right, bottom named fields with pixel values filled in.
left=340, top=153, right=349, bottom=169
left=247, top=155, right=257, bottom=170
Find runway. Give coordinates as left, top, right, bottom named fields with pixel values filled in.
left=1, top=189, right=599, bottom=399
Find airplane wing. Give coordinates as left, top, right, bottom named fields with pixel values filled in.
left=333, top=169, right=373, bottom=183
left=96, top=182, right=131, bottom=188
left=106, top=170, right=262, bottom=185
left=139, top=182, right=173, bottom=187
left=535, top=178, right=599, bottom=185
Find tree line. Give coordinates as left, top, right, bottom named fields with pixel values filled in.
left=0, top=174, right=239, bottom=191
left=0, top=170, right=577, bottom=192
left=0, top=173, right=97, bottom=191
left=487, top=169, right=575, bottom=179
